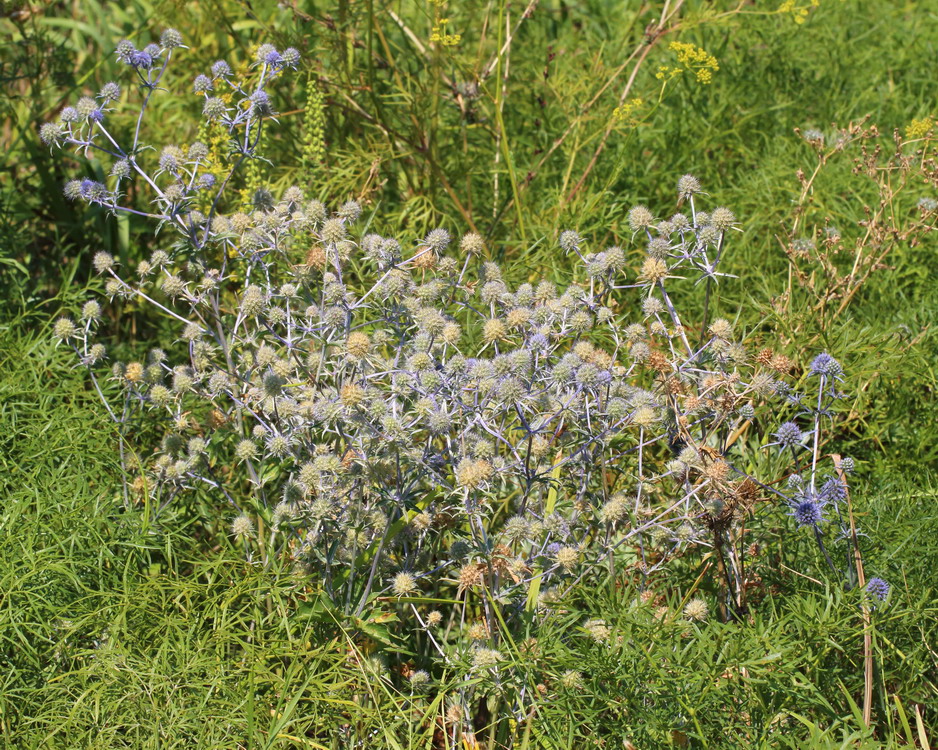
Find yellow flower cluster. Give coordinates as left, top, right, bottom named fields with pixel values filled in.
left=430, top=18, right=461, bottom=47
left=612, top=97, right=644, bottom=126
left=658, top=42, right=719, bottom=85
left=778, top=0, right=819, bottom=24
left=906, top=117, right=934, bottom=139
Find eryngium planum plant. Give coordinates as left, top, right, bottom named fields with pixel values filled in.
left=43, top=30, right=888, bottom=727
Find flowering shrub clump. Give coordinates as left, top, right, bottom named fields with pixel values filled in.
left=44, top=30, right=889, bottom=731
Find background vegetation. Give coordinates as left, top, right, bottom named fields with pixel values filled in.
left=1, top=0, right=936, bottom=746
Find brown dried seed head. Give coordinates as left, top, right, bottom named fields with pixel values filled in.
left=648, top=350, right=670, bottom=372
left=703, top=460, right=730, bottom=483
left=412, top=248, right=437, bottom=270
left=770, top=354, right=793, bottom=373
left=305, top=245, right=328, bottom=269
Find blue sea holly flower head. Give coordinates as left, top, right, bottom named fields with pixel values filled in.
left=819, top=475, right=847, bottom=505
left=790, top=492, right=825, bottom=528
left=771, top=421, right=804, bottom=451
left=810, top=352, right=843, bottom=380
left=211, top=60, right=232, bottom=78
left=130, top=49, right=155, bottom=70
left=865, top=577, right=890, bottom=605
left=256, top=44, right=281, bottom=66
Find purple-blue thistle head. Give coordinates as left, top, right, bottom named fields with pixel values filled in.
left=810, top=352, right=843, bottom=379
left=773, top=421, right=803, bottom=450
left=790, top=496, right=825, bottom=527
left=129, top=50, right=154, bottom=69
left=819, top=475, right=847, bottom=504
left=211, top=60, right=232, bottom=78
left=865, top=577, right=890, bottom=603
left=79, top=178, right=107, bottom=202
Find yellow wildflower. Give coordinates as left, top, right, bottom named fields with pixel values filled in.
left=430, top=18, right=461, bottom=47
left=612, top=97, right=645, bottom=126
left=906, top=118, right=933, bottom=139
left=668, top=42, right=719, bottom=84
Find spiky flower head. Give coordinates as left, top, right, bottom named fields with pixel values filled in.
left=202, top=96, right=227, bottom=121
left=647, top=236, right=670, bottom=260
left=321, top=217, right=346, bottom=244
left=639, top=257, right=668, bottom=284
left=628, top=205, right=655, bottom=232
left=255, top=44, right=280, bottom=65
left=99, top=81, right=121, bottom=101
left=424, top=227, right=451, bottom=252
left=791, top=497, right=824, bottom=527
left=709, top=318, right=733, bottom=340
left=409, top=670, right=430, bottom=687
left=583, top=618, right=611, bottom=643
left=92, top=251, right=116, bottom=274
left=471, top=648, right=503, bottom=669
left=599, top=494, right=629, bottom=525
left=559, top=230, right=582, bottom=252
left=234, top=439, right=258, bottom=462
left=281, top=47, right=301, bottom=69
left=554, top=545, right=579, bottom=571
left=193, top=74, right=213, bottom=93
left=115, top=40, right=136, bottom=64
left=53, top=317, right=77, bottom=341
left=865, top=577, right=890, bottom=603
left=345, top=331, right=370, bottom=358
left=160, top=28, right=183, bottom=49
left=211, top=60, right=232, bottom=78
left=773, top=421, right=803, bottom=449
left=231, top=514, right=255, bottom=540
left=391, top=571, right=418, bottom=596
left=810, top=352, right=843, bottom=379
left=710, top=207, right=736, bottom=231
left=80, top=300, right=102, bottom=322
left=683, top=598, right=709, bottom=622
left=677, top=174, right=701, bottom=199
left=456, top=458, right=493, bottom=489
left=39, top=122, right=64, bottom=146
left=459, top=232, right=485, bottom=256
